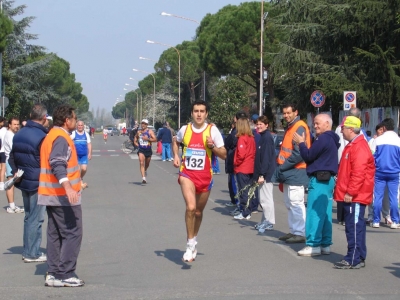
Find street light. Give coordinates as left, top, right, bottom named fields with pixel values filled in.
left=129, top=78, right=143, bottom=120
left=146, top=39, right=181, bottom=128
left=132, top=68, right=156, bottom=127
left=124, top=84, right=140, bottom=122
left=160, top=12, right=206, bottom=104
left=161, top=12, right=200, bottom=24
left=139, top=56, right=157, bottom=62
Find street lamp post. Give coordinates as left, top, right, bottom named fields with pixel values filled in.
left=259, top=1, right=268, bottom=116
left=129, top=78, right=143, bottom=121
left=124, top=85, right=139, bottom=122
left=160, top=12, right=206, bottom=103
left=147, top=40, right=181, bottom=128
left=132, top=68, right=156, bottom=127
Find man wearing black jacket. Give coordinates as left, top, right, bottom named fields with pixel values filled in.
left=293, top=113, right=340, bottom=256
left=224, top=112, right=247, bottom=209
left=253, top=116, right=276, bottom=232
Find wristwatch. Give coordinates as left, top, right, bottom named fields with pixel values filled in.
left=209, top=144, right=215, bottom=149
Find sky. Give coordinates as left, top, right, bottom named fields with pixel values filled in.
left=16, top=0, right=253, bottom=113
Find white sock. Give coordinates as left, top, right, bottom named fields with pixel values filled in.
left=9, top=202, right=15, bottom=209
left=142, top=177, right=146, bottom=180
left=188, top=238, right=196, bottom=246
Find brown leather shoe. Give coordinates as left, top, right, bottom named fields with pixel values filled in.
left=278, top=233, right=294, bottom=241
left=285, top=235, right=306, bottom=244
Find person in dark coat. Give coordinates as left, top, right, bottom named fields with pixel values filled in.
left=9, top=103, right=49, bottom=262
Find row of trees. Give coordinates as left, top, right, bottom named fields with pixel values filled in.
left=0, top=1, right=89, bottom=121
left=116, top=0, right=400, bottom=131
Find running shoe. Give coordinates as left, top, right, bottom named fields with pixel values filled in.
left=233, top=213, right=251, bottom=220
left=321, top=246, right=331, bottom=255
left=24, top=252, right=47, bottom=263
left=142, top=179, right=147, bottom=184
left=390, top=223, right=400, bottom=229
left=59, top=277, right=85, bottom=287
left=258, top=222, right=274, bottom=233
left=225, top=202, right=236, bottom=207
left=254, top=221, right=263, bottom=230
left=182, top=243, right=197, bottom=262
left=334, top=259, right=361, bottom=269
left=45, top=274, right=62, bottom=287
left=7, top=206, right=25, bottom=213
left=371, top=223, right=380, bottom=228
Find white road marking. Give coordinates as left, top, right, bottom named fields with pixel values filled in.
left=93, top=150, right=100, bottom=152
left=107, top=150, right=116, bottom=152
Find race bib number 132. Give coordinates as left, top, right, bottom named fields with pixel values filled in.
left=185, top=148, right=206, bottom=170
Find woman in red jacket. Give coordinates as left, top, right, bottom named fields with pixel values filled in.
left=233, top=118, right=256, bottom=220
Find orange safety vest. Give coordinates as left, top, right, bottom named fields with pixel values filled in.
left=38, top=127, right=81, bottom=196
left=277, top=120, right=310, bottom=169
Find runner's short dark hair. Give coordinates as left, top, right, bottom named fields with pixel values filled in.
left=191, top=100, right=209, bottom=113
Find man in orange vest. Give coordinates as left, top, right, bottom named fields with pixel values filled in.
left=273, top=103, right=310, bottom=244
left=38, top=104, right=84, bottom=287
left=173, top=100, right=226, bottom=263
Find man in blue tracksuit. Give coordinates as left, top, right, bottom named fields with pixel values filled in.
left=293, top=113, right=340, bottom=256
left=372, top=118, right=400, bottom=229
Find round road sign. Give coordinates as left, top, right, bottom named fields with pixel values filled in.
left=345, top=92, right=356, bottom=102
left=310, top=90, right=325, bottom=108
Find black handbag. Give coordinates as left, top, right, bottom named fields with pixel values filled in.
left=316, top=171, right=331, bottom=181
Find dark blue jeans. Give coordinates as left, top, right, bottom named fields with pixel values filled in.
left=22, top=190, right=46, bottom=259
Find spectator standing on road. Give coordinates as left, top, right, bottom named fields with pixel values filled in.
left=38, top=104, right=85, bottom=287
left=333, top=116, right=375, bottom=269
left=273, top=103, right=310, bottom=244
left=8, top=104, right=48, bottom=262
left=173, top=100, right=226, bottom=262
left=225, top=115, right=241, bottom=209
left=134, top=119, right=156, bottom=184
left=3, top=117, right=24, bottom=213
left=253, top=115, right=276, bottom=232
left=372, top=118, right=400, bottom=229
left=122, top=127, right=127, bottom=136
left=157, top=122, right=173, bottom=161
left=233, top=118, right=256, bottom=220
left=102, top=127, right=108, bottom=144
left=335, top=107, right=371, bottom=225
left=293, top=114, right=339, bottom=256
left=71, top=120, right=92, bottom=189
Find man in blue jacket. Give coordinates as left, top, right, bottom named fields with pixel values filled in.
left=157, top=122, right=173, bottom=161
left=9, top=103, right=48, bottom=263
left=293, top=113, right=340, bottom=256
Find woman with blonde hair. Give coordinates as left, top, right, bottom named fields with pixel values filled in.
left=233, top=117, right=256, bottom=220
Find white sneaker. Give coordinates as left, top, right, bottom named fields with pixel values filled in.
left=233, top=213, right=251, bottom=220
left=390, top=223, right=400, bottom=229
left=45, top=274, right=62, bottom=287
left=371, top=223, right=380, bottom=228
left=258, top=222, right=274, bottom=233
left=297, top=246, right=321, bottom=256
left=7, top=206, right=25, bottom=214
left=24, top=252, right=47, bottom=263
left=321, top=246, right=331, bottom=255
left=60, top=277, right=85, bottom=287
left=229, top=207, right=241, bottom=216
left=182, top=243, right=197, bottom=262
left=0, top=182, right=4, bottom=191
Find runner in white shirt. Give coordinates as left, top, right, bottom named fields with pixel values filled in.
left=173, top=100, right=226, bottom=262
left=103, top=128, right=108, bottom=144
left=3, top=117, right=24, bottom=213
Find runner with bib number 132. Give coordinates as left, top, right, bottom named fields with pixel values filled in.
left=173, top=100, right=226, bottom=263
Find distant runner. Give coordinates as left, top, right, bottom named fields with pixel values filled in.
left=103, top=128, right=108, bottom=144
left=134, top=119, right=156, bottom=184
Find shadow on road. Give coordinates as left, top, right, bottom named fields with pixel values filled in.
left=385, top=262, right=400, bottom=278
left=4, top=246, right=47, bottom=276
left=154, top=249, right=197, bottom=270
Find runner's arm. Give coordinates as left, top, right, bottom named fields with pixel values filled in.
left=148, top=131, right=157, bottom=143
left=133, top=132, right=139, bottom=147
left=88, top=142, right=92, bottom=160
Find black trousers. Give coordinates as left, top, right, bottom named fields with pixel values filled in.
left=46, top=205, right=83, bottom=280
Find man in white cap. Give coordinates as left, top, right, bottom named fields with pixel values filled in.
left=134, top=119, right=156, bottom=184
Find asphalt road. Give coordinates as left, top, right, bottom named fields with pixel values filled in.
left=0, top=133, right=399, bottom=299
